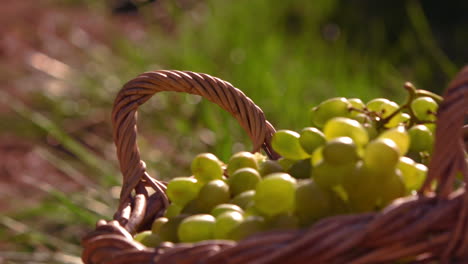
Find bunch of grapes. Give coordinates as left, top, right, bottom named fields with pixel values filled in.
left=134, top=83, right=442, bottom=247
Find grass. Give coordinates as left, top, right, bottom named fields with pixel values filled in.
left=0, top=0, right=462, bottom=263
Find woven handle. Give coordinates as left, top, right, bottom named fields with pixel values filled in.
left=111, top=70, right=278, bottom=226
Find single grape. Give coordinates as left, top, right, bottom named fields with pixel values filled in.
left=211, top=203, right=244, bottom=218
left=295, top=179, right=334, bottom=227
left=397, top=157, right=427, bottom=192
left=196, top=180, right=230, bottom=213
left=134, top=231, right=162, bottom=247
left=228, top=168, right=261, bottom=196
left=152, top=217, right=169, bottom=234
left=408, top=125, right=434, bottom=153
left=258, top=160, right=284, bottom=176
left=191, top=153, right=224, bottom=183
left=227, top=152, right=258, bottom=175
left=272, top=130, right=310, bottom=160
left=363, top=138, right=400, bottom=171
left=277, top=157, right=296, bottom=171
left=411, top=96, right=438, bottom=121
left=254, top=173, right=297, bottom=216
left=230, top=190, right=255, bottom=209
left=266, top=213, right=299, bottom=231
left=323, top=117, right=369, bottom=147
left=164, top=203, right=183, bottom=218
left=287, top=159, right=312, bottom=179
left=312, top=160, right=355, bottom=189
left=352, top=113, right=371, bottom=124
left=322, top=137, right=359, bottom=165
left=227, top=215, right=266, bottom=241
left=343, top=162, right=381, bottom=212
left=214, top=211, right=244, bottom=239
left=378, top=126, right=409, bottom=155
left=348, top=98, right=365, bottom=111
left=379, top=169, right=406, bottom=207
left=166, top=177, right=202, bottom=206
left=311, top=146, right=324, bottom=166
left=399, top=112, right=411, bottom=125
left=366, top=98, right=399, bottom=119
left=299, top=127, right=326, bottom=154
left=159, top=214, right=188, bottom=243
left=309, top=97, right=351, bottom=128
left=178, top=214, right=216, bottom=243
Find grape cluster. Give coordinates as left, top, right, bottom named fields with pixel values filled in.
left=134, top=84, right=441, bottom=247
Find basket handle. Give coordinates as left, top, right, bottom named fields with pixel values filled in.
left=111, top=70, right=278, bottom=212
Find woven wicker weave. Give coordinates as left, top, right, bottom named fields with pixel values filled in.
left=82, top=67, right=468, bottom=264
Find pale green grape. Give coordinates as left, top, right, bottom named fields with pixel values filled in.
left=211, top=204, right=244, bottom=218
left=272, top=130, right=310, bottom=160
left=411, top=96, right=438, bottom=121
left=299, top=127, right=326, bottom=154
left=227, top=152, right=258, bottom=175
left=227, top=215, right=266, bottom=241
left=311, top=146, right=323, bottom=166
left=310, top=97, right=351, bottom=128
left=378, top=126, right=409, bottom=155
left=178, top=214, right=216, bottom=243
left=322, top=137, right=359, bottom=165
left=196, top=180, right=230, bottom=213
left=134, top=231, right=162, bottom=247
left=228, top=168, right=261, bottom=196
left=312, top=160, right=355, bottom=189
left=258, top=160, right=284, bottom=176
left=166, top=177, right=202, bottom=206
left=254, top=173, right=297, bottom=216
left=191, top=153, right=224, bottom=183
left=277, top=157, right=295, bottom=171
left=363, top=138, right=400, bottom=171
left=323, top=117, right=369, bottom=147
left=295, top=179, right=334, bottom=227
left=152, top=217, right=169, bottom=234
left=408, top=125, right=434, bottom=153
left=379, top=169, right=406, bottom=207
left=348, top=98, right=365, bottom=111
left=343, top=162, right=381, bottom=212
left=214, top=211, right=244, bottom=239
left=164, top=203, right=183, bottom=218
left=397, top=157, right=427, bottom=192
left=230, top=190, right=255, bottom=209
left=366, top=98, right=399, bottom=119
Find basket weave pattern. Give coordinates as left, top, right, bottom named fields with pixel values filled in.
left=82, top=67, right=468, bottom=264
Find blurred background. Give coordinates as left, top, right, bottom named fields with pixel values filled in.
left=0, top=0, right=466, bottom=263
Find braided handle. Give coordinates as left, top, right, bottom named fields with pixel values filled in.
left=111, top=70, right=278, bottom=222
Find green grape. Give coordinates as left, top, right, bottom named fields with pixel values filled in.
left=323, top=117, right=369, bottom=147
left=277, top=157, right=296, bottom=171
left=397, top=157, right=427, bottom=192
left=159, top=214, right=188, bottom=242
left=295, top=179, right=334, bottom=227
left=152, top=217, right=169, bottom=234
left=196, top=180, right=230, bottom=213
left=243, top=201, right=263, bottom=217
left=378, top=126, right=409, bottom=155
left=363, top=138, right=400, bottom=171
left=348, top=98, right=365, bottom=110
left=312, top=160, right=355, bottom=189
left=379, top=169, right=406, bottom=207
left=408, top=125, right=434, bottom=153
left=228, top=168, right=261, bottom=196
left=366, top=98, right=399, bottom=119
left=166, top=177, right=202, bottom=206
left=211, top=204, right=244, bottom=218
left=227, top=152, right=258, bottom=175
left=287, top=159, right=312, bottom=179
left=230, top=190, right=255, bottom=209
left=299, top=127, right=326, bottom=154
left=425, top=123, right=436, bottom=134
left=254, top=173, right=297, bottom=216
left=309, top=97, right=351, bottom=128
left=164, top=203, right=183, bottom=218
left=363, top=120, right=379, bottom=140
left=258, top=160, right=284, bottom=176
left=343, top=162, right=381, bottom=212
left=311, top=146, right=323, bottom=166
left=322, top=137, right=359, bottom=165
left=266, top=213, right=299, bottom=231
left=178, top=214, right=216, bottom=243
left=272, top=130, right=310, bottom=160
left=191, top=153, right=224, bottom=183
left=352, top=113, right=371, bottom=124
left=411, top=96, right=438, bottom=121
left=214, top=211, right=244, bottom=239
left=134, top=231, right=162, bottom=247
left=385, top=112, right=406, bottom=128
left=227, top=215, right=266, bottom=241
left=399, top=113, right=411, bottom=125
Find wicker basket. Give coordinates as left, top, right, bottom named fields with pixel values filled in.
left=82, top=67, right=468, bottom=264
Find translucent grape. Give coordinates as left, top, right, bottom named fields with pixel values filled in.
left=363, top=138, right=400, bottom=171
left=178, top=214, right=216, bottom=243
left=408, top=125, right=434, bottom=153
left=272, top=130, right=310, bottom=160
left=411, top=96, right=438, bottom=121
left=211, top=204, right=244, bottom=218
left=254, top=173, right=297, bottom=216
left=378, top=126, right=409, bottom=155
left=228, top=168, right=261, bottom=196
left=322, top=137, right=359, bottom=165
left=299, top=127, right=326, bottom=154
left=227, top=152, right=258, bottom=175
left=230, top=190, right=255, bottom=209
left=191, top=153, right=224, bottom=183
left=295, top=179, right=334, bottom=226
left=323, top=117, right=369, bottom=147
left=166, top=177, right=202, bottom=206
left=214, top=211, right=244, bottom=239
left=309, top=97, right=351, bottom=128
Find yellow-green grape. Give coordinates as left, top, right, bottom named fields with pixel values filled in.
left=397, top=157, right=427, bottom=192
left=366, top=98, right=399, bottom=119
left=309, top=97, right=352, bottom=128
left=152, top=217, right=169, bottom=234
left=295, top=179, right=334, bottom=227
left=254, top=173, right=297, bottom=216
left=258, top=160, right=284, bottom=176
left=227, top=215, right=266, bottom=241
left=196, top=180, right=230, bottom=213
left=272, top=130, right=310, bottom=160
left=287, top=159, right=312, bottom=179
left=425, top=123, right=436, bottom=134
left=227, top=152, right=259, bottom=175
left=399, top=113, right=411, bottom=125
left=164, top=203, right=183, bottom=218
left=323, top=117, right=369, bottom=147
left=379, top=169, right=406, bottom=207
left=211, top=204, right=244, bottom=218
left=266, top=213, right=299, bottom=231
left=228, top=168, right=261, bottom=196
left=343, top=162, right=380, bottom=212
left=378, top=126, right=409, bottom=155
left=277, top=157, right=296, bottom=171
left=363, top=138, right=400, bottom=172
left=134, top=231, right=162, bottom=247
left=311, top=146, right=324, bottom=166
left=243, top=201, right=263, bottom=217
left=214, top=211, right=244, bottom=239
left=191, top=153, right=224, bottom=183
left=363, top=120, right=379, bottom=140
left=159, top=214, right=188, bottom=242
left=352, top=113, right=372, bottom=124
left=408, top=125, right=434, bottom=153
left=230, top=190, right=255, bottom=209
left=348, top=98, right=365, bottom=111
left=322, top=137, right=359, bottom=165
left=178, top=214, right=216, bottom=243
left=411, top=96, right=438, bottom=122
left=299, top=127, right=326, bottom=154
left=312, top=160, right=355, bottom=189
left=166, top=177, right=202, bottom=207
